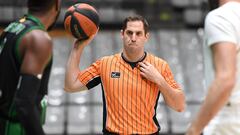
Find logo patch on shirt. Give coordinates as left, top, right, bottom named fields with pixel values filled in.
left=111, top=72, right=120, bottom=78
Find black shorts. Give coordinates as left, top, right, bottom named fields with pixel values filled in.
left=0, top=118, right=6, bottom=135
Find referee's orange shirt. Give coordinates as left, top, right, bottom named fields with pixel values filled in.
left=78, top=52, right=181, bottom=134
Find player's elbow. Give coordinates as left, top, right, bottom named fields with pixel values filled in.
left=221, top=78, right=235, bottom=96
left=217, top=72, right=236, bottom=94
left=224, top=78, right=235, bottom=92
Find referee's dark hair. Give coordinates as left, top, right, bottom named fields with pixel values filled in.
left=208, top=0, right=219, bottom=11
left=27, top=0, right=57, bottom=14
left=122, top=15, right=149, bottom=35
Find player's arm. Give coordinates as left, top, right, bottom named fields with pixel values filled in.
left=14, top=30, right=52, bottom=135
left=186, top=42, right=236, bottom=135
left=139, top=61, right=185, bottom=112
left=64, top=36, right=95, bottom=92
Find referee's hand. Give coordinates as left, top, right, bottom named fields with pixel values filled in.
left=138, top=61, right=163, bottom=84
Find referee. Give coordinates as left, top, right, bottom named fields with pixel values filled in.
left=64, top=15, right=185, bottom=134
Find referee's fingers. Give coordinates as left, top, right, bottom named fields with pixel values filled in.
left=138, top=62, right=147, bottom=68
left=143, top=61, right=150, bottom=66
left=138, top=65, right=143, bottom=71
left=139, top=71, right=146, bottom=78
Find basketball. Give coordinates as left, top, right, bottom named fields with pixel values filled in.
left=64, top=3, right=100, bottom=39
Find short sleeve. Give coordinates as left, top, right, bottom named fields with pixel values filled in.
left=78, top=59, right=102, bottom=89
left=204, top=12, right=238, bottom=47
left=161, top=62, right=181, bottom=90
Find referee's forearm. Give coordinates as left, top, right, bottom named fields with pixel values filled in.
left=158, top=80, right=185, bottom=112
left=64, top=42, right=84, bottom=92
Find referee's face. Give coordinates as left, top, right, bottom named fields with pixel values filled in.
left=121, top=21, right=149, bottom=53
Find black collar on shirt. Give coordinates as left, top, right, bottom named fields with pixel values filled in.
left=121, top=52, right=147, bottom=69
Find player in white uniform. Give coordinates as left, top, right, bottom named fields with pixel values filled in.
left=186, top=0, right=240, bottom=135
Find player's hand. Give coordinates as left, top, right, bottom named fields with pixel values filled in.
left=138, top=61, right=163, bottom=83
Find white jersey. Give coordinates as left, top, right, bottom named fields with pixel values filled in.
left=204, top=1, right=240, bottom=105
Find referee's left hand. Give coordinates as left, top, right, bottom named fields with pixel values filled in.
left=138, top=61, right=163, bottom=84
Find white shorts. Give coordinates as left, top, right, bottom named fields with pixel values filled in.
left=203, top=103, right=240, bottom=135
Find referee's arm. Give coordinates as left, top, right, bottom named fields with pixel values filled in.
left=138, top=61, right=185, bottom=112
left=64, top=36, right=95, bottom=92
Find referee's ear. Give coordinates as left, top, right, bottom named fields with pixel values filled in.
left=120, top=29, right=124, bottom=38
left=144, top=32, right=150, bottom=42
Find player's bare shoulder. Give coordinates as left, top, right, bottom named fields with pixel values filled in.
left=23, top=29, right=52, bottom=54
left=30, top=29, right=52, bottom=51
left=20, top=29, right=53, bottom=67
